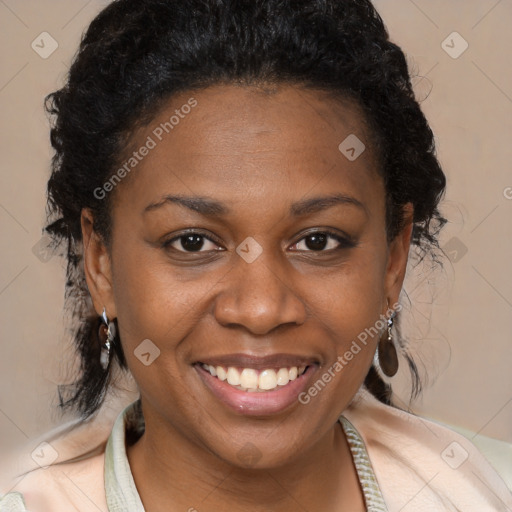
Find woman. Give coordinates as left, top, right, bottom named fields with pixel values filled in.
left=1, top=0, right=511, bottom=510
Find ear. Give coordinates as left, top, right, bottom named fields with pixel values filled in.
left=81, top=208, right=117, bottom=318
left=384, top=202, right=414, bottom=308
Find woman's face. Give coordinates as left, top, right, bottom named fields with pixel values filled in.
left=83, top=84, right=412, bottom=468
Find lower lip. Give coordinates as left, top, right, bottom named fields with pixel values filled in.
left=194, top=364, right=317, bottom=416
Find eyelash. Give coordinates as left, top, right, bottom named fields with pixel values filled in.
left=290, top=229, right=356, bottom=252
left=161, top=229, right=356, bottom=254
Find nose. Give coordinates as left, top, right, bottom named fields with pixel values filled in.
left=213, top=251, right=307, bottom=336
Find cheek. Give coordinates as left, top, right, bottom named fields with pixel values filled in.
left=110, top=239, right=180, bottom=347
left=110, top=248, right=204, bottom=412
left=109, top=239, right=228, bottom=395
left=112, top=258, right=206, bottom=346
left=314, top=246, right=387, bottom=332
left=308, top=246, right=387, bottom=383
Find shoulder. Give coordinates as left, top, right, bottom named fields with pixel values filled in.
left=0, top=399, right=137, bottom=512
left=343, top=387, right=512, bottom=512
left=1, top=453, right=107, bottom=512
left=0, top=406, right=119, bottom=512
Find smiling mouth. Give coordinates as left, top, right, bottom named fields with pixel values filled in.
left=199, top=363, right=309, bottom=392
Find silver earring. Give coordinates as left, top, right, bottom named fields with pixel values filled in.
left=99, top=307, right=116, bottom=370
left=377, top=305, right=399, bottom=377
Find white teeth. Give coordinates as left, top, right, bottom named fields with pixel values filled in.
left=226, top=367, right=241, bottom=386
left=276, top=368, right=290, bottom=386
left=202, top=364, right=308, bottom=391
left=259, top=369, right=277, bottom=390
left=216, top=366, right=227, bottom=381
left=240, top=368, right=259, bottom=389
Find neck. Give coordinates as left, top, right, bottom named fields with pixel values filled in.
left=126, top=412, right=365, bottom=512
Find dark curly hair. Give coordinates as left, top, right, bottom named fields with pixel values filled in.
left=44, top=0, right=446, bottom=420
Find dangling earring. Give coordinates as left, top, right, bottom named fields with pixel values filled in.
left=377, top=306, right=399, bottom=377
left=98, top=307, right=116, bottom=370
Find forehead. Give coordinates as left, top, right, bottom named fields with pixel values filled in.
left=114, top=84, right=383, bottom=211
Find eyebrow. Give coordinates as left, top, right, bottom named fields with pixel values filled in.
left=144, top=195, right=229, bottom=216
left=290, top=194, right=367, bottom=217
left=143, top=193, right=367, bottom=217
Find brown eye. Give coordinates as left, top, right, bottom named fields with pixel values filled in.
left=179, top=234, right=206, bottom=251
left=163, top=232, right=222, bottom=253
left=290, top=231, right=354, bottom=252
left=303, top=233, right=329, bottom=251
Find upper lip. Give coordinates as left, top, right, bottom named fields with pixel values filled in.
left=195, top=353, right=320, bottom=370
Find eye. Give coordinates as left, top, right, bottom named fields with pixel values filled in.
left=289, top=230, right=355, bottom=252
left=163, top=232, right=223, bottom=253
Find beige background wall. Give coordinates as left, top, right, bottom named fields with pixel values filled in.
left=1, top=0, right=511, bottom=468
